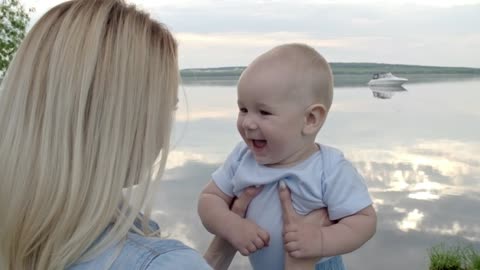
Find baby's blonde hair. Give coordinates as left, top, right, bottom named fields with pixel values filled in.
left=267, top=43, right=334, bottom=110
left=0, top=0, right=178, bottom=269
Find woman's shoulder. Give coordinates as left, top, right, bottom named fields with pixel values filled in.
left=122, top=232, right=212, bottom=270
left=144, top=245, right=212, bottom=270
left=70, top=232, right=211, bottom=270
left=126, top=232, right=190, bottom=254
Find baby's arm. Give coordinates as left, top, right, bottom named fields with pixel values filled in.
left=284, top=204, right=376, bottom=258
left=198, top=180, right=270, bottom=255
left=320, top=205, right=376, bottom=256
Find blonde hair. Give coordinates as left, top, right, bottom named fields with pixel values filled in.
left=0, top=0, right=178, bottom=269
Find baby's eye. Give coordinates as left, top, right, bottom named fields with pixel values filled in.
left=239, top=108, right=248, bottom=113
left=260, top=110, right=271, bottom=116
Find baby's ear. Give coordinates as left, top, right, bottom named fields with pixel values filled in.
left=302, top=104, right=327, bottom=135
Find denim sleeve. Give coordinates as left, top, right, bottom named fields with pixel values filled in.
left=146, top=249, right=212, bottom=270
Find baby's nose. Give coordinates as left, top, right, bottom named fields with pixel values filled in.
left=242, top=116, right=258, bottom=130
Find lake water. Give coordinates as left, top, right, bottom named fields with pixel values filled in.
left=151, top=78, right=480, bottom=270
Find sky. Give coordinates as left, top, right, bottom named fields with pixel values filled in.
left=20, top=0, right=480, bottom=69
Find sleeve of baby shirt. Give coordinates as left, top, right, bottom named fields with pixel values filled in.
left=211, top=142, right=247, bottom=198
left=322, top=157, right=373, bottom=221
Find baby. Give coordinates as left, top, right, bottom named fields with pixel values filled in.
left=198, top=43, right=376, bottom=269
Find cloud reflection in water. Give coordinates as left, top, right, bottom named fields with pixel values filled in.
left=397, top=209, right=424, bottom=232
left=150, top=81, right=480, bottom=269
left=150, top=137, right=479, bottom=269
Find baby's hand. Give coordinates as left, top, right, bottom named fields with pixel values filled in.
left=283, top=222, right=324, bottom=258
left=279, top=180, right=331, bottom=259
left=226, top=217, right=270, bottom=256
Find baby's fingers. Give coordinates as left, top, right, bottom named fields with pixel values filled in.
left=288, top=250, right=305, bottom=259
left=253, top=237, right=265, bottom=249
left=258, top=228, right=270, bottom=246
left=284, top=240, right=300, bottom=253
left=239, top=248, right=250, bottom=256
left=283, top=223, right=298, bottom=235
left=246, top=242, right=257, bottom=253
left=283, top=231, right=298, bottom=244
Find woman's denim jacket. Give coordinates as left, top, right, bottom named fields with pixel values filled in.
left=68, top=220, right=211, bottom=270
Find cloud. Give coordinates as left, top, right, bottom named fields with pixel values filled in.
left=21, top=0, right=480, bottom=67
left=350, top=139, right=480, bottom=199
left=177, top=32, right=349, bottom=48
left=397, top=208, right=424, bottom=232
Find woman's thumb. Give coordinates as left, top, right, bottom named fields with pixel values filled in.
left=231, top=185, right=263, bottom=217
left=278, top=180, right=296, bottom=224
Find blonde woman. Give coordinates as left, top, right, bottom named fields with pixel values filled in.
left=0, top=0, right=219, bottom=269
left=0, top=0, right=330, bottom=269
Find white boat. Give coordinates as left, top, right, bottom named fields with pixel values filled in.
left=368, top=72, right=408, bottom=86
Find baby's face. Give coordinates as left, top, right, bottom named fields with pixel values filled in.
left=236, top=63, right=316, bottom=167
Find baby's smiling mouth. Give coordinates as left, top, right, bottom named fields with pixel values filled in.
left=252, top=139, right=267, bottom=148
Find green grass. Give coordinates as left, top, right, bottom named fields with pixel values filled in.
left=429, top=243, right=480, bottom=270
left=429, top=244, right=463, bottom=270
left=466, top=246, right=480, bottom=270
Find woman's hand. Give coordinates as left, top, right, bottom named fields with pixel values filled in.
left=279, top=181, right=332, bottom=269
left=230, top=186, right=263, bottom=217
left=204, top=186, right=263, bottom=270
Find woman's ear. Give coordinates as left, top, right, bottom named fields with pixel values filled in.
left=302, top=104, right=327, bottom=135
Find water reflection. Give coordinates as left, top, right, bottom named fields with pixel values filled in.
left=369, top=85, right=407, bottom=99
left=153, top=154, right=480, bottom=269
left=152, top=140, right=480, bottom=269
left=152, top=80, right=480, bottom=270
left=397, top=208, right=424, bottom=232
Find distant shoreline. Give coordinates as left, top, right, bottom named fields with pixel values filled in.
left=180, top=63, right=480, bottom=87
